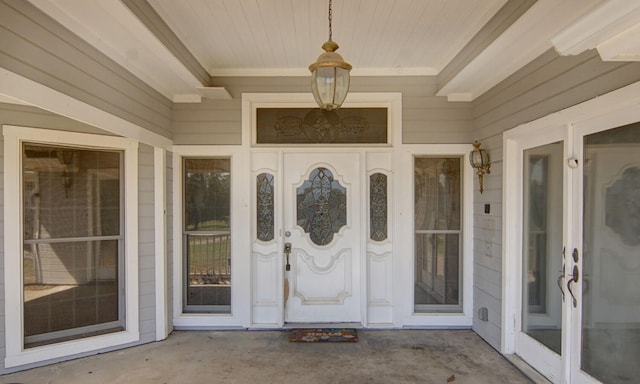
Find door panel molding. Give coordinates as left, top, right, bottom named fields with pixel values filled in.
left=293, top=249, right=352, bottom=305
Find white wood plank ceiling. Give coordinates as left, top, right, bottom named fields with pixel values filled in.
left=147, top=0, right=505, bottom=76
left=24, top=0, right=640, bottom=102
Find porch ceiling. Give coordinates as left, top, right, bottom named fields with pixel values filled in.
left=22, top=0, right=640, bottom=104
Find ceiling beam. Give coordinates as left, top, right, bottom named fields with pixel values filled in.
left=121, top=0, right=209, bottom=86
left=438, top=0, right=536, bottom=98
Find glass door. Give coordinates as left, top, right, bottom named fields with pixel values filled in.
left=570, top=122, right=640, bottom=383
left=514, top=128, right=569, bottom=383
left=511, top=121, right=640, bottom=384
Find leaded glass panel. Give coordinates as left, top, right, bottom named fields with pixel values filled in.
left=296, top=167, right=346, bottom=246
left=256, top=173, right=274, bottom=242
left=370, top=173, right=387, bottom=241
left=256, top=108, right=388, bottom=144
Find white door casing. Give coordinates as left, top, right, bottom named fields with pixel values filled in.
left=283, top=152, right=361, bottom=323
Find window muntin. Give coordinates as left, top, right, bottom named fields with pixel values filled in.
left=414, top=157, right=462, bottom=312
left=22, top=143, right=124, bottom=348
left=183, top=158, right=231, bottom=312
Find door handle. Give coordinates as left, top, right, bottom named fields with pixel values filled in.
left=567, top=265, right=579, bottom=308
left=557, top=247, right=566, bottom=302
left=557, top=264, right=565, bottom=302
left=284, top=242, right=291, bottom=271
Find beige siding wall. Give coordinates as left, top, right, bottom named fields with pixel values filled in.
left=173, top=76, right=474, bottom=145
left=0, top=0, right=173, bottom=140
left=0, top=103, right=114, bottom=135
left=470, top=49, right=640, bottom=350
left=138, top=144, right=157, bottom=343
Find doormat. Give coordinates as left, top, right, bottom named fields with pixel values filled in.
left=289, top=328, right=358, bottom=343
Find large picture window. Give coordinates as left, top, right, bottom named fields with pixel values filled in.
left=3, top=126, right=139, bottom=368
left=22, top=143, right=124, bottom=347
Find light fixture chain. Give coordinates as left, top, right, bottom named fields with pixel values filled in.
left=328, top=0, right=333, bottom=41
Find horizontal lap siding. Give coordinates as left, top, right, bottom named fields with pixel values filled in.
left=0, top=0, right=172, bottom=140
left=139, top=144, right=156, bottom=344
left=172, top=76, right=474, bottom=145
left=470, top=48, right=640, bottom=350
left=0, top=103, right=116, bottom=135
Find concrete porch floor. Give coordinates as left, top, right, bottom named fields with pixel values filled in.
left=2, top=329, right=535, bottom=384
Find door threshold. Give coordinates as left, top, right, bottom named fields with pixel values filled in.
left=283, top=322, right=363, bottom=329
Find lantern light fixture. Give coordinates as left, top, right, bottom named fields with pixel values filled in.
left=469, top=140, right=491, bottom=194
left=309, top=0, right=352, bottom=111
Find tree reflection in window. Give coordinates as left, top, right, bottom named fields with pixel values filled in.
left=297, top=167, right=346, bottom=246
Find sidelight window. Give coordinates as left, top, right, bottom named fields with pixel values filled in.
left=414, top=157, right=462, bottom=312
left=183, top=158, right=231, bottom=312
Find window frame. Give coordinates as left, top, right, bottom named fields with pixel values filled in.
left=3, top=126, right=139, bottom=368
left=394, top=144, right=474, bottom=328
left=171, top=146, right=250, bottom=329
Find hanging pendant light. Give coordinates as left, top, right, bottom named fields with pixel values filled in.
left=309, top=0, right=352, bottom=111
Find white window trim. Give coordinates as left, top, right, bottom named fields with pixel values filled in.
left=3, top=125, right=139, bottom=368
left=171, top=145, right=251, bottom=329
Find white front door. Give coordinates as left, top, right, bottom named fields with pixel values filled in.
left=283, top=152, right=361, bottom=323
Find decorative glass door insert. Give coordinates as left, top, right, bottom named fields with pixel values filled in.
left=296, top=167, right=346, bottom=246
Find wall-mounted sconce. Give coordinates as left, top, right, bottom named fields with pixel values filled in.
left=469, top=140, right=491, bottom=194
